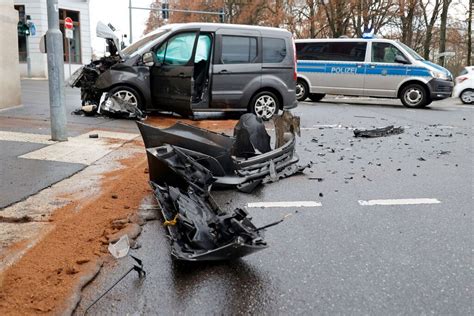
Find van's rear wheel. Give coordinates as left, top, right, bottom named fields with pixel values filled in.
left=296, top=79, right=309, bottom=101
left=109, top=86, right=143, bottom=110
left=400, top=84, right=429, bottom=108
left=308, top=93, right=325, bottom=102
left=250, top=91, right=279, bottom=121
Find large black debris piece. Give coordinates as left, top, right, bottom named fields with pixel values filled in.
left=137, top=111, right=305, bottom=261
left=353, top=125, right=404, bottom=138
left=232, top=114, right=271, bottom=158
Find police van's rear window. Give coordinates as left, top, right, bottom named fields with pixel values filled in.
left=296, top=42, right=367, bottom=62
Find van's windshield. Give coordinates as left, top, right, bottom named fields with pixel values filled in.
left=398, top=42, right=424, bottom=61
left=122, top=29, right=171, bottom=57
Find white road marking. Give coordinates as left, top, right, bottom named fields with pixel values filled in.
left=358, top=198, right=441, bottom=206
left=247, top=201, right=322, bottom=208
left=0, top=131, right=56, bottom=145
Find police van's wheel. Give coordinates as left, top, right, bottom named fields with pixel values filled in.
left=250, top=91, right=279, bottom=121
left=460, top=89, right=474, bottom=104
left=308, top=93, right=325, bottom=102
left=296, top=79, right=309, bottom=101
left=109, top=86, right=143, bottom=110
left=400, top=84, right=428, bottom=108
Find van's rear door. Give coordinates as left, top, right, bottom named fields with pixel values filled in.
left=150, top=30, right=199, bottom=116
left=211, top=29, right=261, bottom=109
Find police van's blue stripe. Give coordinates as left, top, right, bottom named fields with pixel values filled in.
left=297, top=61, right=432, bottom=77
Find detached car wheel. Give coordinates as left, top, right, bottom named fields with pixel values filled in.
left=400, top=84, right=429, bottom=108
left=250, top=91, right=279, bottom=120
left=108, top=86, right=143, bottom=110
left=308, top=93, right=325, bottom=102
left=296, top=80, right=309, bottom=101
left=460, top=89, right=474, bottom=104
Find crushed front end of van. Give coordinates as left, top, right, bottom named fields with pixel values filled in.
left=138, top=112, right=307, bottom=261
left=68, top=22, right=124, bottom=111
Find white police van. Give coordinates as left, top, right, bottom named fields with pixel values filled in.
left=295, top=38, right=453, bottom=108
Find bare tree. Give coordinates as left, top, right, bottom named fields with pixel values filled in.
left=143, top=0, right=166, bottom=35
left=398, top=0, right=419, bottom=46
left=438, top=0, right=453, bottom=66
left=420, top=0, right=441, bottom=59
left=351, top=0, right=397, bottom=37
left=318, top=0, right=353, bottom=37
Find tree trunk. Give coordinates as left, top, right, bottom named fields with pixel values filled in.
left=468, top=0, right=473, bottom=65
left=309, top=0, right=316, bottom=38
left=438, top=0, right=452, bottom=66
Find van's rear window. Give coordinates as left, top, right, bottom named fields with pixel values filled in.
left=296, top=42, right=367, bottom=62
left=221, top=36, right=257, bottom=64
left=263, top=37, right=287, bottom=63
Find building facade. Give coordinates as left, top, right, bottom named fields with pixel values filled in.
left=14, top=0, right=92, bottom=78
left=0, top=0, right=22, bottom=109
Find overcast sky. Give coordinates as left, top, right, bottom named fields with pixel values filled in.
left=89, top=0, right=153, bottom=54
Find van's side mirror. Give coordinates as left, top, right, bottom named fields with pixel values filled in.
left=394, top=55, right=409, bottom=64
left=142, top=52, right=155, bottom=67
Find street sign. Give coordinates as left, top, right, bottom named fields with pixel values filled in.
left=436, top=51, right=455, bottom=58
left=64, top=17, right=73, bottom=29
left=65, top=28, right=73, bottom=39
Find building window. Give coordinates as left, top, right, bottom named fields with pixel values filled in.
left=14, top=5, right=27, bottom=62
left=59, top=9, right=81, bottom=63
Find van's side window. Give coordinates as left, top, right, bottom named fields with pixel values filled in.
left=263, top=37, right=286, bottom=63
left=372, top=43, right=405, bottom=63
left=155, top=32, right=196, bottom=65
left=221, top=36, right=257, bottom=64
left=296, top=42, right=366, bottom=62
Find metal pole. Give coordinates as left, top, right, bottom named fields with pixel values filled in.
left=46, top=0, right=67, bottom=141
left=26, top=34, right=31, bottom=78
left=129, top=0, right=133, bottom=44
left=68, top=39, right=72, bottom=78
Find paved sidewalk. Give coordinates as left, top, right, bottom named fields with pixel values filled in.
left=0, top=80, right=139, bottom=208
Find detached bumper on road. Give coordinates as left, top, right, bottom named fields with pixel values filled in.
left=137, top=112, right=307, bottom=261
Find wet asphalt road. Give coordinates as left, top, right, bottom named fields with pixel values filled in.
left=76, top=98, right=472, bottom=315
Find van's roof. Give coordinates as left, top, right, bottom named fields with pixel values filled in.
left=153, top=22, right=291, bottom=36
left=295, top=38, right=398, bottom=43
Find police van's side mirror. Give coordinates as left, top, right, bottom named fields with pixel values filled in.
left=394, top=55, right=409, bottom=64
left=142, top=52, right=155, bottom=67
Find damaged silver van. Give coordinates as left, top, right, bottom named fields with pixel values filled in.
left=70, top=22, right=297, bottom=120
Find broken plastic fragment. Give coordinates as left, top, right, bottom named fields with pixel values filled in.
left=108, top=235, right=130, bottom=259
left=353, top=125, right=404, bottom=138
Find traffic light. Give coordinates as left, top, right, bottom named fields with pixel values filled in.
left=17, top=21, right=30, bottom=36
left=162, top=3, right=169, bottom=19
left=219, top=8, right=225, bottom=23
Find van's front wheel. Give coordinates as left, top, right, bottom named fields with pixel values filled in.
left=296, top=80, right=309, bottom=101
left=109, top=86, right=144, bottom=110
left=400, top=84, right=429, bottom=108
left=250, top=91, right=279, bottom=121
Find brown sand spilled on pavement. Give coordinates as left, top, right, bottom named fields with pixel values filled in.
left=0, top=152, right=150, bottom=315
